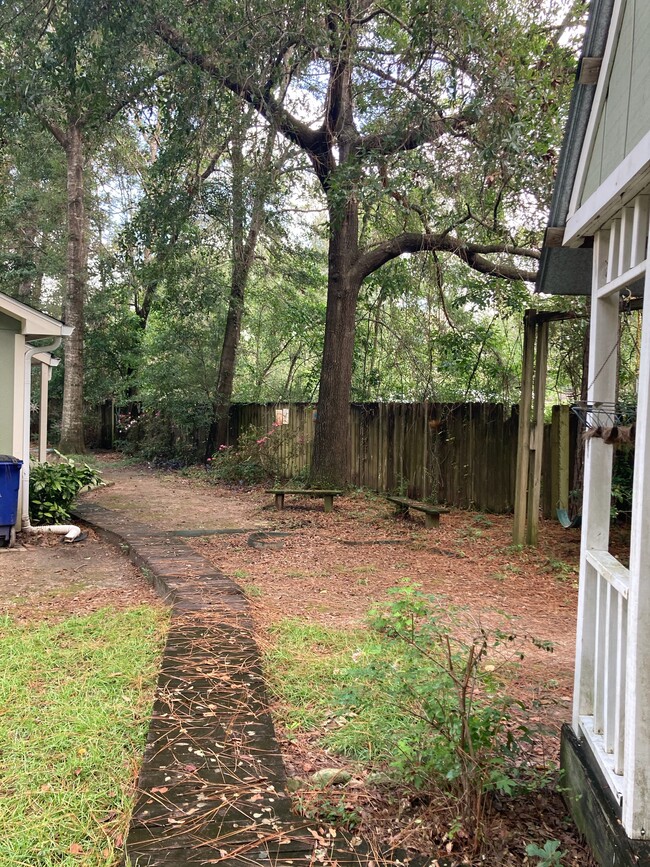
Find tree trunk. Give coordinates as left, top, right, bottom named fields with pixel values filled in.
left=206, top=118, right=271, bottom=458
left=208, top=263, right=246, bottom=455
left=59, top=122, right=87, bottom=454
left=310, top=196, right=361, bottom=487
left=17, top=224, right=38, bottom=303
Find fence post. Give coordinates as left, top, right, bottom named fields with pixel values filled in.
left=526, top=320, right=549, bottom=545
left=513, top=312, right=536, bottom=544
left=551, top=405, right=570, bottom=516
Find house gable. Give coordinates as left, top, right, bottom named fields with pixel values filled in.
left=0, top=291, right=72, bottom=339
left=572, top=0, right=650, bottom=213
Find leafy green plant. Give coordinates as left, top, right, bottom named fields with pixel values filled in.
left=29, top=451, right=103, bottom=525
left=295, top=795, right=361, bottom=830
left=544, top=556, right=577, bottom=583
left=611, top=449, right=634, bottom=521
left=525, top=839, right=566, bottom=866
left=335, top=584, right=538, bottom=840
left=207, top=422, right=302, bottom=484
left=265, top=595, right=551, bottom=850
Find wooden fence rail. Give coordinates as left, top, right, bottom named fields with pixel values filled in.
left=230, top=402, right=576, bottom=515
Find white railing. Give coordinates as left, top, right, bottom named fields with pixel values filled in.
left=596, top=194, right=649, bottom=299
left=579, top=549, right=629, bottom=805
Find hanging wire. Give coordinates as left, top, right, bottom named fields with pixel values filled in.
left=571, top=401, right=636, bottom=429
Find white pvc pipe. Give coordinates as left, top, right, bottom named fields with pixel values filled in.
left=24, top=523, right=82, bottom=542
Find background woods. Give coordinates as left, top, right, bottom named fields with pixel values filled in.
left=0, top=0, right=605, bottom=492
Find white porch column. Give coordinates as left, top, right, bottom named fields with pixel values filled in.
left=622, top=258, right=650, bottom=837
left=39, top=362, right=50, bottom=464
left=573, top=228, right=619, bottom=728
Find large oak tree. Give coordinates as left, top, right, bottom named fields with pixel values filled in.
left=154, top=0, right=577, bottom=484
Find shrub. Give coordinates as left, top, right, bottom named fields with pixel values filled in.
left=335, top=584, right=539, bottom=840
left=208, top=422, right=302, bottom=483
left=29, top=452, right=103, bottom=525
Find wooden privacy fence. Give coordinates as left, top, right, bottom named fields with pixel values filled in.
left=230, top=402, right=576, bottom=515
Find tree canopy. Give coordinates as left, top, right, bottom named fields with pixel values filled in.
left=0, top=0, right=590, bottom=478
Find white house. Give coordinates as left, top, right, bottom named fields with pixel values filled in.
left=538, top=0, right=650, bottom=862
left=0, top=292, right=72, bottom=541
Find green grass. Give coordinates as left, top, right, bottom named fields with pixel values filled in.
left=0, top=606, right=168, bottom=866
left=264, top=620, right=411, bottom=763
left=264, top=621, right=364, bottom=732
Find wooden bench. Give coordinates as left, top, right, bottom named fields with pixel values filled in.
left=266, top=488, right=343, bottom=513
left=386, top=496, right=449, bottom=528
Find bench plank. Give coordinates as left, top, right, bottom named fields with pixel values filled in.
left=385, top=496, right=449, bottom=528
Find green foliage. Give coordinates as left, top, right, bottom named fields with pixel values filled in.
left=29, top=453, right=103, bottom=525
left=340, top=587, right=532, bottom=803
left=1, top=0, right=596, bottom=465
left=525, top=839, right=566, bottom=866
left=266, top=585, right=549, bottom=842
left=207, top=422, right=303, bottom=484
left=0, top=605, right=168, bottom=864
left=295, top=794, right=361, bottom=830
left=611, top=448, right=634, bottom=521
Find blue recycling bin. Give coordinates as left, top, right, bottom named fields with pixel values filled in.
left=0, top=456, right=23, bottom=546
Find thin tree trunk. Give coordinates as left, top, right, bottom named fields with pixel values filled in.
left=59, top=122, right=87, bottom=454
left=17, top=224, right=38, bottom=303
left=209, top=263, right=246, bottom=453
left=206, top=118, right=273, bottom=458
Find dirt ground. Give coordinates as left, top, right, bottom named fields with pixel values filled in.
left=3, top=455, right=594, bottom=864
left=0, top=526, right=161, bottom=623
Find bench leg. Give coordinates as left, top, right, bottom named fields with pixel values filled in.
left=394, top=504, right=409, bottom=518
left=424, top=512, right=440, bottom=529
left=274, top=493, right=285, bottom=510
left=323, top=495, right=334, bottom=513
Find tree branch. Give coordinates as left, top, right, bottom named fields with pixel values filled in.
left=353, top=232, right=539, bottom=284
left=95, top=63, right=183, bottom=126
left=358, top=112, right=471, bottom=156
left=37, top=113, right=67, bottom=148
left=154, top=17, right=329, bottom=176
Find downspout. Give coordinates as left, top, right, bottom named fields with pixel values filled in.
left=21, top=339, right=81, bottom=542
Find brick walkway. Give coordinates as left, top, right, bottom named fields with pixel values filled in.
left=73, top=502, right=430, bottom=867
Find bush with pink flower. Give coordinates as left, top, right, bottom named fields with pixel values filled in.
left=206, top=421, right=303, bottom=484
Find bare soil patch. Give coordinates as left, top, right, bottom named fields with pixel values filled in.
left=0, top=527, right=162, bottom=623
left=82, top=453, right=268, bottom=531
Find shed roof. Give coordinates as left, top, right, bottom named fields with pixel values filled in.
left=0, top=291, right=73, bottom=339
left=536, top=0, right=616, bottom=296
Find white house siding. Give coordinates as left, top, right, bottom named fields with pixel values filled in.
left=582, top=0, right=650, bottom=203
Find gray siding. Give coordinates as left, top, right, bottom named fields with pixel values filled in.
left=581, top=0, right=650, bottom=203
left=0, top=315, right=19, bottom=455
